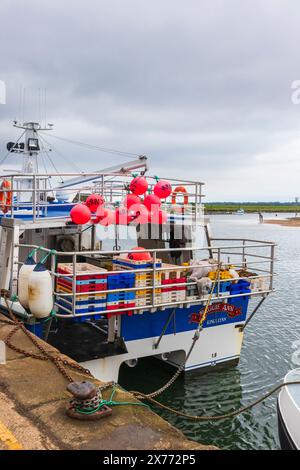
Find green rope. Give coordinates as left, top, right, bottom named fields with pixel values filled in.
left=28, top=246, right=42, bottom=258
left=40, top=309, right=57, bottom=324
left=75, top=385, right=150, bottom=415
left=40, top=249, right=57, bottom=265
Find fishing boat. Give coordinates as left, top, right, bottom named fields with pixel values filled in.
left=0, top=120, right=276, bottom=383
left=235, top=208, right=245, bottom=215
left=277, top=369, right=300, bottom=450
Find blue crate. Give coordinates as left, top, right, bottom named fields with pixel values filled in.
left=107, top=272, right=135, bottom=289
left=57, top=299, right=106, bottom=315
left=228, top=281, right=251, bottom=315
left=213, top=281, right=231, bottom=294
left=107, top=291, right=135, bottom=302
left=59, top=276, right=106, bottom=286
left=229, top=280, right=250, bottom=292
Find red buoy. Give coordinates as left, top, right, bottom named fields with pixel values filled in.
left=129, top=203, right=149, bottom=225
left=143, top=194, right=161, bottom=211
left=115, top=207, right=131, bottom=225
left=127, top=247, right=152, bottom=261
left=124, top=194, right=141, bottom=209
left=85, top=194, right=105, bottom=212
left=70, top=204, right=91, bottom=225
left=96, top=207, right=115, bottom=226
left=154, top=180, right=172, bottom=199
left=129, top=176, right=148, bottom=195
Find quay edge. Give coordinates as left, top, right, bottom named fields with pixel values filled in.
left=0, top=313, right=217, bottom=451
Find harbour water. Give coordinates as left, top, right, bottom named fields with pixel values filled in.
left=119, top=214, right=300, bottom=450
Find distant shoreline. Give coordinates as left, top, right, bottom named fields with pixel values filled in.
left=205, top=204, right=300, bottom=214
left=264, top=218, right=300, bottom=227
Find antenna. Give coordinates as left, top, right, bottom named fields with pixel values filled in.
left=22, top=87, right=26, bottom=124
left=38, top=88, right=41, bottom=124
left=44, top=88, right=47, bottom=128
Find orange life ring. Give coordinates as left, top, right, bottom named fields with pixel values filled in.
left=0, top=180, right=12, bottom=213
left=171, top=186, right=189, bottom=205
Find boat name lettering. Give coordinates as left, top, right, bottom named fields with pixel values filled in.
left=190, top=302, right=241, bottom=323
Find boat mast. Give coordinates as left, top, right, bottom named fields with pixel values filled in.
left=12, top=121, right=52, bottom=202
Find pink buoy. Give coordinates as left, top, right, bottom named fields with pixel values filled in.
left=70, top=204, right=91, bottom=225
left=124, top=194, right=141, bottom=209
left=96, top=207, right=115, bottom=226
left=154, top=180, right=172, bottom=199
left=127, top=247, right=152, bottom=261
left=143, top=194, right=161, bottom=211
left=85, top=194, right=105, bottom=212
left=129, top=176, right=148, bottom=195
left=129, top=203, right=149, bottom=225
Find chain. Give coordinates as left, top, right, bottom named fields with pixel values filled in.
left=2, top=292, right=93, bottom=383
left=131, top=271, right=220, bottom=400
left=2, top=291, right=299, bottom=423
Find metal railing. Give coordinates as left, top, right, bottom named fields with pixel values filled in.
left=0, top=172, right=205, bottom=223
left=15, top=240, right=276, bottom=319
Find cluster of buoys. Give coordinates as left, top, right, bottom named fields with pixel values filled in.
left=69, top=176, right=172, bottom=227
left=18, top=256, right=53, bottom=318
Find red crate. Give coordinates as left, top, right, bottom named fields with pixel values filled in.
left=57, top=263, right=107, bottom=280
left=57, top=278, right=107, bottom=293
left=107, top=302, right=136, bottom=318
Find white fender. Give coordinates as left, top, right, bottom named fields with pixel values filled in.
left=28, top=263, right=53, bottom=318
left=18, top=256, right=36, bottom=310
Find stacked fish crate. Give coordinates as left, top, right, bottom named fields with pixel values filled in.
left=106, top=272, right=136, bottom=317
left=113, top=256, right=162, bottom=309
left=113, top=257, right=188, bottom=309
left=161, top=263, right=187, bottom=304
left=56, top=263, right=107, bottom=321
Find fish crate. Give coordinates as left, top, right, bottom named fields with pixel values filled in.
left=56, top=293, right=106, bottom=307
left=56, top=277, right=107, bottom=293
left=162, top=290, right=187, bottom=304
left=57, top=263, right=107, bottom=280
left=107, top=272, right=135, bottom=290
left=106, top=272, right=136, bottom=317
left=236, top=270, right=269, bottom=293
left=160, top=263, right=187, bottom=282
left=112, top=256, right=162, bottom=270
left=57, top=262, right=107, bottom=293
left=56, top=294, right=106, bottom=322
left=106, top=301, right=136, bottom=318
left=213, top=280, right=232, bottom=294
left=56, top=263, right=108, bottom=321
left=112, top=256, right=162, bottom=304
left=135, top=290, right=162, bottom=307
left=160, top=264, right=188, bottom=302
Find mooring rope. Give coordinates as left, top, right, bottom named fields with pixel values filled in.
left=1, top=288, right=299, bottom=422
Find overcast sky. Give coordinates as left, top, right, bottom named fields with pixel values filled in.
left=1, top=0, right=300, bottom=201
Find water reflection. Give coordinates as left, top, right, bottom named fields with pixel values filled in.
left=118, top=214, right=300, bottom=449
